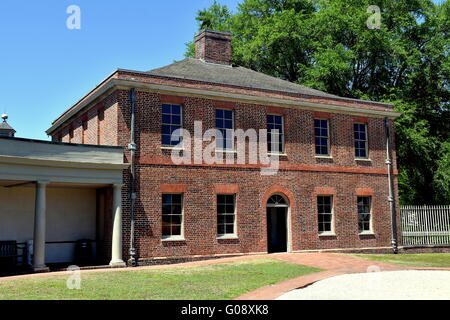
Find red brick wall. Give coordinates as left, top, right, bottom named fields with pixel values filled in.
left=113, top=89, right=399, bottom=260
left=51, top=87, right=400, bottom=260
left=53, top=91, right=119, bottom=146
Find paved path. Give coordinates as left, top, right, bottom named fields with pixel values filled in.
left=235, top=253, right=405, bottom=300
left=277, top=270, right=450, bottom=300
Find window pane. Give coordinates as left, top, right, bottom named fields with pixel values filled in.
left=162, top=225, right=171, bottom=236
left=172, top=104, right=181, bottom=114
left=162, top=104, right=171, bottom=114
left=224, top=110, right=232, bottom=119
left=171, top=225, right=181, bottom=236
left=162, top=114, right=171, bottom=124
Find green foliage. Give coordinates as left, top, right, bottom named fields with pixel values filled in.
left=187, top=0, right=450, bottom=204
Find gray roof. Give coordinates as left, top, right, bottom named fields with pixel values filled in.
left=147, top=58, right=341, bottom=99
left=0, top=120, right=15, bottom=132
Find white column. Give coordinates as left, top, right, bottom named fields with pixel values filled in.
left=33, top=181, right=49, bottom=271
left=110, top=184, right=126, bottom=267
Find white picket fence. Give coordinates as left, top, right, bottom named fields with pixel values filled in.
left=400, top=205, right=450, bottom=246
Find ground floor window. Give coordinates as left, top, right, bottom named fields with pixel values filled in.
left=358, top=196, right=372, bottom=233
left=217, top=194, right=236, bottom=236
left=317, top=196, right=333, bottom=233
left=162, top=194, right=183, bottom=238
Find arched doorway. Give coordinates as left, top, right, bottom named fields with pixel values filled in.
left=266, top=194, right=289, bottom=253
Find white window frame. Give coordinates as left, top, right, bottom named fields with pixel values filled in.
left=314, top=118, right=330, bottom=156
left=215, top=108, right=235, bottom=152
left=161, top=193, right=185, bottom=241
left=267, top=114, right=285, bottom=154
left=216, top=194, right=238, bottom=239
left=161, top=104, right=183, bottom=148
left=354, top=122, right=369, bottom=159
left=357, top=196, right=373, bottom=234
left=317, top=195, right=335, bottom=236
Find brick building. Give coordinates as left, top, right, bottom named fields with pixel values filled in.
left=46, top=30, right=401, bottom=265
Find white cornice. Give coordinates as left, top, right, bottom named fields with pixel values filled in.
left=46, top=78, right=401, bottom=135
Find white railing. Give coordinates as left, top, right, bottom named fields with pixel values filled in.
left=400, top=205, right=450, bottom=246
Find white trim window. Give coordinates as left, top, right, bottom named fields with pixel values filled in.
left=161, top=104, right=182, bottom=147
left=358, top=196, right=372, bottom=233
left=317, top=195, right=333, bottom=234
left=215, top=109, right=234, bottom=150
left=354, top=123, right=368, bottom=158
left=162, top=194, right=183, bottom=238
left=314, top=119, right=330, bottom=156
left=217, top=194, right=236, bottom=236
left=267, top=114, right=284, bottom=154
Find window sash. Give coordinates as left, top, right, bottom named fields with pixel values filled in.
left=314, top=119, right=330, bottom=155
left=267, top=114, right=284, bottom=153
left=317, top=196, right=333, bottom=233
left=215, top=109, right=234, bottom=150
left=162, top=194, right=183, bottom=238
left=354, top=123, right=368, bottom=158
left=161, top=104, right=182, bottom=147
left=217, top=194, right=236, bottom=236
left=357, top=196, right=372, bottom=232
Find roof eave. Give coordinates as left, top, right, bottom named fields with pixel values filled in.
left=46, top=76, right=401, bottom=135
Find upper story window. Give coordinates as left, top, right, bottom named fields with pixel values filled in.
left=215, top=109, right=234, bottom=150
left=162, top=194, right=183, bottom=239
left=217, top=194, right=236, bottom=237
left=314, top=119, right=330, bottom=156
left=161, top=104, right=182, bottom=147
left=267, top=114, right=284, bottom=154
left=358, top=196, right=372, bottom=233
left=354, top=123, right=368, bottom=158
left=317, top=195, right=333, bottom=234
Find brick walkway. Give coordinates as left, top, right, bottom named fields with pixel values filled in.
left=235, top=253, right=405, bottom=300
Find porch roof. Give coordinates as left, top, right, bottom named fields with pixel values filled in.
left=0, top=137, right=128, bottom=185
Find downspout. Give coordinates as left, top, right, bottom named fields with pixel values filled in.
left=128, top=88, right=137, bottom=266
left=384, top=118, right=398, bottom=253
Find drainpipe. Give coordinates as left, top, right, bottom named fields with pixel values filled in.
left=384, top=118, right=398, bottom=254
left=128, top=88, right=137, bottom=266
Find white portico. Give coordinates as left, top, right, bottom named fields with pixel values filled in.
left=0, top=136, right=128, bottom=271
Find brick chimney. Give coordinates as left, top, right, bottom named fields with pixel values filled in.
left=195, top=29, right=232, bottom=65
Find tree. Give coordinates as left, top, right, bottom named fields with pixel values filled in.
left=186, top=0, right=450, bottom=204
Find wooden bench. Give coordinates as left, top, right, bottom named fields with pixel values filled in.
left=0, top=241, right=26, bottom=271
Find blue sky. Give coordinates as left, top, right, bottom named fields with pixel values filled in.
left=0, top=0, right=240, bottom=140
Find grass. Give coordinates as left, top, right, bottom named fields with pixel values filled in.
left=351, top=253, right=450, bottom=268
left=0, top=258, right=320, bottom=300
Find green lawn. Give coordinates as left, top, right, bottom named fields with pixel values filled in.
left=351, top=253, right=450, bottom=268
left=0, top=258, right=320, bottom=300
